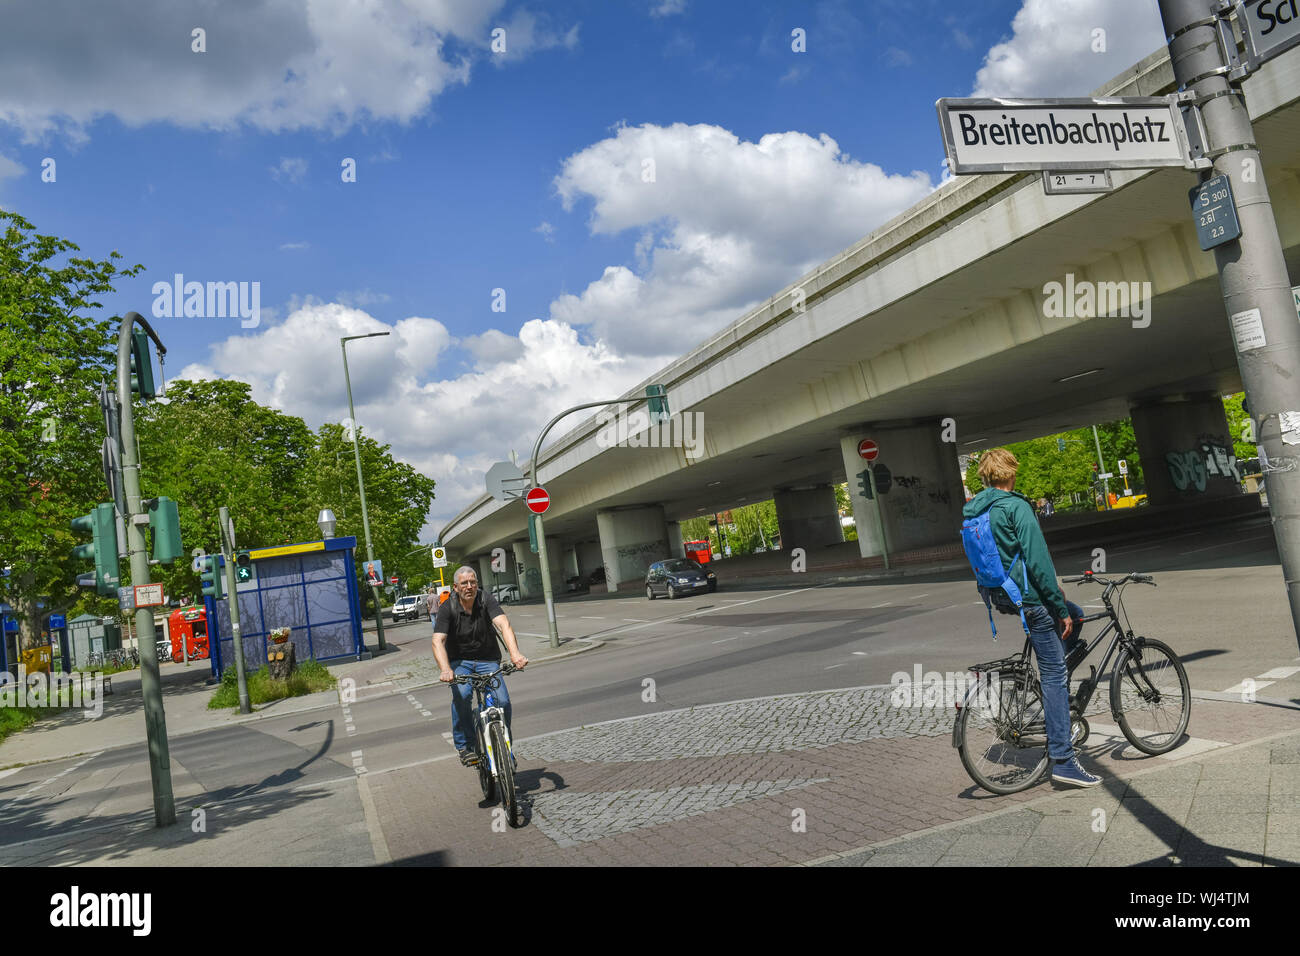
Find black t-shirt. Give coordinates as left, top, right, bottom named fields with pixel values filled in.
left=433, top=591, right=505, bottom=662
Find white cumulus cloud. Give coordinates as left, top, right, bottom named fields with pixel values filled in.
left=549, top=122, right=934, bottom=355
left=972, top=0, right=1166, bottom=97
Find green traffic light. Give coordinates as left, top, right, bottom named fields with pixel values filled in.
left=70, top=503, right=121, bottom=596
left=130, top=328, right=157, bottom=399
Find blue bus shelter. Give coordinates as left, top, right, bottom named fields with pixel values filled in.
left=206, top=535, right=365, bottom=677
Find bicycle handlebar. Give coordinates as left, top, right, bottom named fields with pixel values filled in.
left=450, top=662, right=519, bottom=686
left=1061, top=570, right=1156, bottom=587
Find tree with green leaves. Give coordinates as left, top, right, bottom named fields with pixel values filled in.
left=0, top=211, right=142, bottom=649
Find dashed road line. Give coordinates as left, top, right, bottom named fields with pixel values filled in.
left=1222, top=664, right=1300, bottom=695
left=18, top=752, right=102, bottom=799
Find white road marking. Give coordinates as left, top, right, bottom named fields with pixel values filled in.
left=1180, top=533, right=1273, bottom=555
left=580, top=616, right=605, bottom=620
left=20, top=752, right=103, bottom=799
left=351, top=750, right=363, bottom=758
left=355, top=773, right=391, bottom=864
left=824, top=663, right=848, bottom=670
left=711, top=637, right=739, bottom=644
left=871, top=602, right=892, bottom=608
left=851, top=652, right=868, bottom=656
left=1257, top=666, right=1300, bottom=680
left=1223, top=680, right=1275, bottom=694
left=1086, top=722, right=1229, bottom=760
left=622, top=619, right=648, bottom=622
left=421, top=710, right=432, bottom=717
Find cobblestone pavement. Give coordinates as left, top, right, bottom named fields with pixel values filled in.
left=367, top=680, right=1300, bottom=865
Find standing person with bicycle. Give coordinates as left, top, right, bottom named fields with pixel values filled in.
left=433, top=566, right=528, bottom=766
left=963, top=448, right=1099, bottom=788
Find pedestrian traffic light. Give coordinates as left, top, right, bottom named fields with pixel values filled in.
left=130, top=328, right=157, bottom=399
left=1057, top=438, right=1066, bottom=452
left=645, top=384, right=670, bottom=424
left=234, top=551, right=253, bottom=583
left=147, top=496, right=183, bottom=564
left=70, top=503, right=121, bottom=596
left=199, top=554, right=224, bottom=599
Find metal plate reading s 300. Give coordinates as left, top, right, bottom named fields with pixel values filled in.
left=1190, top=174, right=1242, bottom=251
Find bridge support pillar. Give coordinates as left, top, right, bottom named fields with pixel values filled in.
left=597, top=505, right=670, bottom=592
left=666, top=521, right=685, bottom=557
left=841, top=421, right=966, bottom=560
left=1130, top=393, right=1239, bottom=505
left=510, top=538, right=562, bottom=600
left=773, top=486, right=842, bottom=551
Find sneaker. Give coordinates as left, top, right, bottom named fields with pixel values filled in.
left=1051, top=757, right=1102, bottom=788
left=458, top=749, right=477, bottom=767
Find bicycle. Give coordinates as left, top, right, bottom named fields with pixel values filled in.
left=953, top=570, right=1191, bottom=795
left=451, top=662, right=523, bottom=827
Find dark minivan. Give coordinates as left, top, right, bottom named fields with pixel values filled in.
left=645, top=558, right=717, bottom=600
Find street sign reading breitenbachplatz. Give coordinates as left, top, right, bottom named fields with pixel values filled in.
left=937, top=97, right=1193, bottom=174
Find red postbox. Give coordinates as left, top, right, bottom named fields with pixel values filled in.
left=167, top=606, right=210, bottom=662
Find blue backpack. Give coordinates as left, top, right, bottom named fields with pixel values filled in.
left=960, top=507, right=1029, bottom=639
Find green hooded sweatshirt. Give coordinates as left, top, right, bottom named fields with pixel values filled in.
left=961, top=488, right=1069, bottom=621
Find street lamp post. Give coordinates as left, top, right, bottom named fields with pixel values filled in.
left=341, top=332, right=391, bottom=653
left=527, top=386, right=669, bottom=648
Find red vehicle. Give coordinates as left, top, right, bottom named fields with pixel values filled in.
left=684, top=540, right=712, bottom=564
left=167, top=606, right=210, bottom=662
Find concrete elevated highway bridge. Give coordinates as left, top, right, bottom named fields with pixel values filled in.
left=443, top=44, right=1300, bottom=597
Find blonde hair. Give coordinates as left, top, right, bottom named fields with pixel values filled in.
left=978, top=448, right=1019, bottom=487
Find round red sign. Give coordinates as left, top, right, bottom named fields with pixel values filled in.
left=525, top=487, right=550, bottom=514
left=857, top=439, right=879, bottom=462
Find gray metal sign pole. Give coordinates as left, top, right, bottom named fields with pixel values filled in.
left=218, top=506, right=251, bottom=714
left=1091, top=425, right=1111, bottom=510
left=1159, top=0, right=1300, bottom=651
left=116, top=312, right=175, bottom=828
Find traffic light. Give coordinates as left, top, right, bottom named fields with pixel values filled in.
left=70, top=503, right=121, bottom=596
left=1057, top=438, right=1066, bottom=452
left=645, top=384, right=670, bottom=424
left=234, top=551, right=253, bottom=584
left=199, top=554, right=224, bottom=599
left=147, top=496, right=183, bottom=564
left=130, top=328, right=157, bottom=399
left=857, top=469, right=873, bottom=500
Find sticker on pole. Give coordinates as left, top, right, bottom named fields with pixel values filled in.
left=525, top=487, right=550, bottom=514
left=1230, top=308, right=1267, bottom=352
left=857, top=439, right=879, bottom=462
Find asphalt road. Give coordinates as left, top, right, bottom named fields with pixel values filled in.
left=2, top=513, right=1295, bottom=859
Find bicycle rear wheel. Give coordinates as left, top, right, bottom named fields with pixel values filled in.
left=1109, top=637, right=1190, bottom=755
left=956, top=670, right=1051, bottom=795
left=489, top=721, right=520, bottom=827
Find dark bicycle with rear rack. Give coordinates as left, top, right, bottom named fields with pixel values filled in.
left=953, top=570, right=1191, bottom=795
left=452, top=662, right=523, bottom=827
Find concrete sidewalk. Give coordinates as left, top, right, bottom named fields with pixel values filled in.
left=812, top=723, right=1300, bottom=867
left=0, top=627, right=602, bottom=769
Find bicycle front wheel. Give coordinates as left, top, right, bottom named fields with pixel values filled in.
left=489, top=721, right=520, bottom=827
left=1110, top=637, right=1190, bottom=755
left=475, top=723, right=495, bottom=801
left=956, top=671, right=1051, bottom=795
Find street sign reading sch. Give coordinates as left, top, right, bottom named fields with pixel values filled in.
left=937, top=97, right=1192, bottom=174
left=1239, top=0, right=1300, bottom=71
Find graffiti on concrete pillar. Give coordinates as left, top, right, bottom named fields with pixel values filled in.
left=892, top=474, right=942, bottom=525
left=1166, top=435, right=1240, bottom=493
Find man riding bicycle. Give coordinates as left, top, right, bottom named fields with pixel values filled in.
left=963, top=449, right=1099, bottom=788
left=433, top=566, right=529, bottom=766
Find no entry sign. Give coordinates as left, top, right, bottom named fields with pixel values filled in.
left=525, top=487, right=550, bottom=514
left=858, top=439, right=879, bottom=462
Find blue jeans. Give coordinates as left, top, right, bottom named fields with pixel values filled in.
left=449, top=660, right=512, bottom=752
left=1022, top=600, right=1085, bottom=762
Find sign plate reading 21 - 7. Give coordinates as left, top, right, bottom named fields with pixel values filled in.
left=937, top=97, right=1191, bottom=174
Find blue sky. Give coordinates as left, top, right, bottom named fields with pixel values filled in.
left=0, top=0, right=1166, bottom=535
